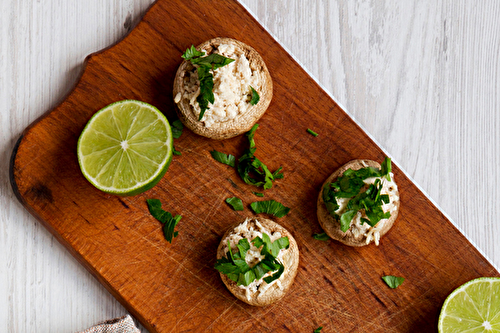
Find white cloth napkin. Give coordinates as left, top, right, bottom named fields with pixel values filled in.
left=77, top=315, right=140, bottom=333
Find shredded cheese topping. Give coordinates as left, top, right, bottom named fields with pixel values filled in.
left=178, top=43, right=260, bottom=128
left=222, top=218, right=286, bottom=301
left=335, top=173, right=399, bottom=245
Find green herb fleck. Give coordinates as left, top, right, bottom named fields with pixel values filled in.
left=249, top=86, right=260, bottom=105
left=173, top=147, right=182, bottom=156
left=250, top=200, right=290, bottom=218
left=210, top=150, right=236, bottom=168
left=252, top=191, right=264, bottom=197
left=313, top=233, right=330, bottom=241
left=181, top=45, right=234, bottom=120
left=171, top=119, right=184, bottom=139
left=307, top=128, right=319, bottom=137
left=323, top=158, right=392, bottom=232
left=225, top=197, right=244, bottom=211
left=146, top=199, right=182, bottom=243
left=382, top=275, right=405, bottom=289
left=215, top=232, right=289, bottom=286
left=237, top=124, right=284, bottom=190
left=181, top=45, right=204, bottom=60
left=313, top=327, right=323, bottom=333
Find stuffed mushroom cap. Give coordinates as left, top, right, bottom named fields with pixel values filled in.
left=173, top=37, right=273, bottom=140
left=317, top=159, right=400, bottom=247
left=216, top=217, right=299, bottom=306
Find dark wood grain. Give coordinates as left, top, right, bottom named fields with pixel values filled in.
left=10, top=0, right=499, bottom=332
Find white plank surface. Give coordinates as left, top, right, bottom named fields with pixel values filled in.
left=1, top=0, right=499, bottom=332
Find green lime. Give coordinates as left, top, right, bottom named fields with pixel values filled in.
left=438, top=277, right=500, bottom=333
left=77, top=100, right=173, bottom=196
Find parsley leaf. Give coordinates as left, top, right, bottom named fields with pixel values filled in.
left=252, top=191, right=264, bottom=197
left=171, top=119, right=184, bottom=139
left=236, top=124, right=284, bottom=189
left=250, top=200, right=290, bottom=218
left=313, top=327, right=323, bottom=333
left=146, top=199, right=181, bottom=243
left=181, top=45, right=234, bottom=120
left=181, top=45, right=205, bottom=60
left=173, top=147, right=182, bottom=156
left=210, top=150, right=236, bottom=167
left=190, top=53, right=235, bottom=69
left=225, top=197, right=244, bottom=211
left=249, top=86, right=260, bottom=105
left=313, top=232, right=330, bottom=241
left=382, top=275, right=405, bottom=289
left=323, top=158, right=392, bottom=232
left=307, top=128, right=319, bottom=137
left=214, top=233, right=289, bottom=286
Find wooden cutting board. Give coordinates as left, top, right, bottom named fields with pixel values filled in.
left=10, top=0, right=499, bottom=332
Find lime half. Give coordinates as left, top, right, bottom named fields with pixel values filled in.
left=77, top=100, right=173, bottom=196
left=438, top=277, right=500, bottom=333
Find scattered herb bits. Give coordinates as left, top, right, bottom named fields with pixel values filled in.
left=171, top=119, right=184, bottom=139
left=146, top=199, right=182, bottom=243
left=237, top=124, right=284, bottom=190
left=210, top=150, right=236, bottom=168
left=382, top=275, right=405, bottom=289
left=225, top=197, right=244, bottom=211
left=252, top=192, right=264, bottom=197
left=250, top=200, right=290, bottom=218
left=313, top=233, right=330, bottom=241
left=313, top=327, right=323, bottom=333
left=307, top=128, right=319, bottom=137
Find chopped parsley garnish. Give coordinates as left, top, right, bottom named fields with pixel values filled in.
left=171, top=119, right=184, bottom=139
left=146, top=199, right=182, bottom=243
left=237, top=124, right=284, bottom=190
left=307, top=128, right=319, bottom=137
left=181, top=45, right=235, bottom=120
left=382, top=275, right=405, bottom=289
left=249, top=86, right=260, bottom=105
left=173, top=147, right=182, bottom=156
left=323, top=158, right=392, bottom=232
left=313, top=327, right=323, bottom=333
left=250, top=200, right=290, bottom=218
left=313, top=232, right=330, bottom=241
left=225, top=197, right=244, bottom=211
left=214, top=232, right=289, bottom=286
left=210, top=150, right=236, bottom=168
left=252, top=191, right=264, bottom=197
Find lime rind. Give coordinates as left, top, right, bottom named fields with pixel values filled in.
left=438, top=277, right=500, bottom=333
left=77, top=100, right=173, bottom=196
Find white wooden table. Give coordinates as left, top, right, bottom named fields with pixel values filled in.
left=1, top=1, right=499, bottom=332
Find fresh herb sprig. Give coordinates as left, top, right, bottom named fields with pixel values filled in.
left=181, top=45, right=235, bottom=120
left=146, top=199, right=182, bottom=243
left=323, top=158, right=392, bottom=232
left=214, top=233, right=289, bottom=286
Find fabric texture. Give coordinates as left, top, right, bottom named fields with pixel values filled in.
left=77, top=315, right=140, bottom=333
